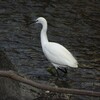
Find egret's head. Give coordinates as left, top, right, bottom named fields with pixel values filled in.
left=35, top=17, right=47, bottom=24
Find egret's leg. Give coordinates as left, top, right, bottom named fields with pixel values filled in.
left=64, top=68, right=67, bottom=73
left=56, top=69, right=59, bottom=76
left=54, top=67, right=59, bottom=76
left=58, top=67, right=67, bottom=74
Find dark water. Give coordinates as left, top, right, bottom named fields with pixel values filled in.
left=0, top=0, right=100, bottom=100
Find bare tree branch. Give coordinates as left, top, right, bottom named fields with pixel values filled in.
left=0, top=70, right=100, bottom=97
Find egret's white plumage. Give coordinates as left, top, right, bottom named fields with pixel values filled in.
left=35, top=17, right=78, bottom=70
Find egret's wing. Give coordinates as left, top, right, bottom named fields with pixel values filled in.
left=43, top=42, right=78, bottom=68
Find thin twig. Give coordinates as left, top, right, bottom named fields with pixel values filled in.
left=0, top=70, right=100, bottom=97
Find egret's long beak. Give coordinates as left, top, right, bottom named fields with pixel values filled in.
left=29, top=20, right=37, bottom=25
left=33, top=20, right=37, bottom=23
left=29, top=21, right=35, bottom=25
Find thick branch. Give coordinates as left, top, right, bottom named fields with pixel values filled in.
left=0, top=70, right=100, bottom=97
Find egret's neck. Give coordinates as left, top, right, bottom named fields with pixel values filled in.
left=41, top=21, right=48, bottom=46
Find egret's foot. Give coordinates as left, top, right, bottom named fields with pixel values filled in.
left=58, top=68, right=67, bottom=74
left=55, top=68, right=68, bottom=78
left=46, top=67, right=68, bottom=78
left=64, top=68, right=68, bottom=74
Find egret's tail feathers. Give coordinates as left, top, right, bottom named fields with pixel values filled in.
left=68, top=61, right=78, bottom=68
left=74, top=64, right=78, bottom=68
left=70, top=62, right=78, bottom=68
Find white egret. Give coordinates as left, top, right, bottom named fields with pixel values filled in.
left=35, top=17, right=78, bottom=74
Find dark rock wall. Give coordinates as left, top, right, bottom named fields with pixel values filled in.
left=0, top=50, right=21, bottom=100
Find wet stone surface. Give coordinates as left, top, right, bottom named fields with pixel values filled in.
left=0, top=0, right=100, bottom=100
